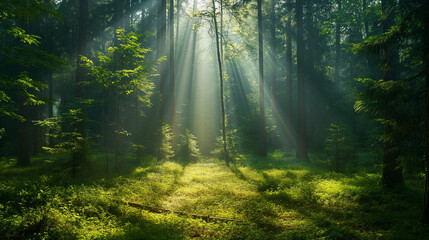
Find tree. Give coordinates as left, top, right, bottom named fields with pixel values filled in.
left=0, top=0, right=59, bottom=166
left=170, top=0, right=176, bottom=148
left=257, top=0, right=266, bottom=156
left=85, top=29, right=156, bottom=170
left=72, top=0, right=89, bottom=177
left=335, top=0, right=342, bottom=88
left=295, top=0, right=308, bottom=161
left=285, top=0, right=293, bottom=150
left=158, top=0, right=167, bottom=161
left=380, top=0, right=403, bottom=188
left=212, top=0, right=229, bottom=162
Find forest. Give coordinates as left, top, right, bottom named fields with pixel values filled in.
left=0, top=0, right=428, bottom=239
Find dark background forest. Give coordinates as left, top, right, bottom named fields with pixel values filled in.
left=0, top=0, right=429, bottom=239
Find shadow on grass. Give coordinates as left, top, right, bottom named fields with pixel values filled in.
left=228, top=153, right=428, bottom=239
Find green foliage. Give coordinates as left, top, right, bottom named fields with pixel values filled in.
left=212, top=128, right=238, bottom=160
left=0, top=0, right=60, bottom=121
left=34, top=108, right=89, bottom=155
left=177, top=129, right=201, bottom=163
left=160, top=124, right=175, bottom=161
left=84, top=29, right=157, bottom=104
left=325, top=123, right=353, bottom=171
left=0, top=154, right=428, bottom=239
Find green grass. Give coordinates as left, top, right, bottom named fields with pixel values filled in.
left=0, top=152, right=428, bottom=239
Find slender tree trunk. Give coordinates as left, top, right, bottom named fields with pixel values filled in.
left=335, top=0, right=341, bottom=88
left=17, top=1, right=32, bottom=167
left=17, top=103, right=31, bottom=166
left=270, top=0, right=277, bottom=148
left=186, top=0, right=198, bottom=130
left=296, top=0, right=308, bottom=161
left=258, top=0, right=267, bottom=156
left=103, top=90, right=109, bottom=173
left=175, top=0, right=180, bottom=53
left=220, top=0, right=224, bottom=61
left=212, top=0, right=228, bottom=161
left=380, top=0, right=403, bottom=187
left=285, top=4, right=293, bottom=150
left=47, top=13, right=54, bottom=147
left=157, top=0, right=167, bottom=161
left=270, top=0, right=277, bottom=109
left=363, top=0, right=369, bottom=38
left=73, top=0, right=88, bottom=178
left=169, top=0, right=176, bottom=149
left=422, top=16, right=429, bottom=224
left=305, top=0, right=316, bottom=150
left=115, top=0, right=124, bottom=36
left=115, top=93, right=120, bottom=171
left=125, top=0, right=131, bottom=31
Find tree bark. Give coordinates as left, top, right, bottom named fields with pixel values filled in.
left=270, top=1, right=276, bottom=109
left=157, top=0, right=167, bottom=161
left=258, top=0, right=267, bottom=156
left=295, top=0, right=308, bottom=161
left=212, top=0, right=228, bottom=161
left=380, top=0, right=403, bottom=187
left=175, top=0, right=180, bottom=53
left=170, top=0, right=176, bottom=149
left=17, top=103, right=31, bottom=166
left=186, top=0, right=198, bottom=130
left=335, top=0, right=341, bottom=88
left=422, top=13, right=429, bottom=224
left=73, top=0, right=88, bottom=177
left=285, top=2, right=293, bottom=150
left=363, top=0, right=369, bottom=38
left=270, top=0, right=277, bottom=148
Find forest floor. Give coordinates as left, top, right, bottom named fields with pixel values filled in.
left=0, top=152, right=428, bottom=239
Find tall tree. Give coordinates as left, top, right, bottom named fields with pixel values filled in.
left=170, top=0, right=176, bottom=147
left=258, top=0, right=267, bottom=156
left=285, top=0, right=293, bottom=150
left=380, top=0, right=403, bottom=187
left=212, top=0, right=228, bottom=161
left=157, top=0, right=167, bottom=161
left=295, top=0, right=308, bottom=160
left=362, top=0, right=369, bottom=38
left=423, top=1, right=429, bottom=223
left=270, top=0, right=277, bottom=139
left=73, top=0, right=88, bottom=177
left=335, top=0, right=342, bottom=87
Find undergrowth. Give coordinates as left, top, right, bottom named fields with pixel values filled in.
left=0, top=152, right=428, bottom=239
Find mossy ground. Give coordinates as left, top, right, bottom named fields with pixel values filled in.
left=0, top=152, right=428, bottom=239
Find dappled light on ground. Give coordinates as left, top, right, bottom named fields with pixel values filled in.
left=0, top=154, right=427, bottom=239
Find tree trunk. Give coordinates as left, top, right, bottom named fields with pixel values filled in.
left=212, top=0, right=228, bottom=161
left=17, top=103, right=31, bottom=166
left=295, top=0, right=308, bottom=161
left=258, top=0, right=267, bottom=156
left=157, top=0, right=167, bottom=161
left=335, top=0, right=341, bottom=88
left=115, top=92, right=120, bottom=171
left=285, top=3, right=293, bottom=150
left=422, top=15, right=429, bottom=224
left=73, top=0, right=88, bottom=177
left=380, top=0, right=403, bottom=187
left=220, top=0, right=224, bottom=61
left=124, top=0, right=131, bottom=31
left=363, top=0, right=369, bottom=38
left=170, top=0, right=176, bottom=149
left=175, top=0, right=180, bottom=53
left=270, top=1, right=276, bottom=108
left=186, top=0, right=198, bottom=130
left=270, top=0, right=277, bottom=148
left=115, top=0, right=124, bottom=32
